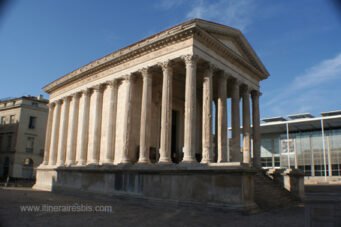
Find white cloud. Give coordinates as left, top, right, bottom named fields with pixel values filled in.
left=186, top=0, right=256, bottom=31
left=263, top=53, right=341, bottom=117
left=292, top=53, right=341, bottom=90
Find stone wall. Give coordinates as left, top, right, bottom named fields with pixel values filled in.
left=34, top=165, right=257, bottom=210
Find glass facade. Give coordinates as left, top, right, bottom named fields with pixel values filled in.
left=261, top=128, right=341, bottom=177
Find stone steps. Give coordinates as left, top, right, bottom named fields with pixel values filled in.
left=254, top=171, right=300, bottom=210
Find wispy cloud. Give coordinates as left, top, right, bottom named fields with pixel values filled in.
left=186, top=0, right=256, bottom=32
left=155, top=0, right=257, bottom=32
left=263, top=53, right=341, bottom=117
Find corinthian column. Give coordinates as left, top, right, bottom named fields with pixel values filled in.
left=87, top=85, right=104, bottom=165
left=101, top=80, right=118, bottom=164
left=121, top=75, right=133, bottom=163
left=159, top=61, right=173, bottom=163
left=76, top=89, right=91, bottom=166
left=217, top=74, right=228, bottom=162
left=242, top=85, right=251, bottom=165
left=65, top=93, right=81, bottom=166
left=252, top=90, right=261, bottom=168
left=201, top=65, right=214, bottom=163
left=42, top=103, right=54, bottom=165
left=48, top=100, right=61, bottom=166
left=182, top=54, right=198, bottom=163
left=231, top=79, right=241, bottom=162
left=138, top=68, right=153, bottom=164
left=56, top=97, right=70, bottom=166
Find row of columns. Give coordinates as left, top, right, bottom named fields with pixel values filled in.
left=42, top=54, right=261, bottom=167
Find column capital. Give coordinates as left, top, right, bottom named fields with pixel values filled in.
left=72, top=91, right=82, bottom=99
left=62, top=96, right=71, bottom=103
left=56, top=99, right=63, bottom=105
left=47, top=102, right=55, bottom=108
left=139, top=67, right=152, bottom=79
left=251, top=89, right=261, bottom=97
left=231, top=77, right=242, bottom=87
left=241, top=84, right=251, bottom=94
left=122, top=74, right=133, bottom=82
left=159, top=60, right=174, bottom=72
left=92, top=84, right=103, bottom=92
left=203, top=63, right=216, bottom=78
left=181, top=54, right=199, bottom=66
left=81, top=88, right=92, bottom=96
left=105, top=79, right=118, bottom=88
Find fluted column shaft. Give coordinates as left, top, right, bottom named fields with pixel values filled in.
left=159, top=61, right=173, bottom=163
left=201, top=66, right=213, bottom=163
left=138, top=68, right=153, bottom=163
left=252, top=90, right=261, bottom=168
left=182, top=55, right=197, bottom=163
left=87, top=86, right=104, bottom=164
left=242, top=87, right=251, bottom=165
left=42, top=103, right=54, bottom=165
left=76, top=89, right=91, bottom=165
left=121, top=76, right=133, bottom=163
left=231, top=80, right=241, bottom=162
left=217, top=75, right=228, bottom=162
left=56, top=97, right=70, bottom=166
left=65, top=93, right=80, bottom=165
left=101, top=80, right=118, bottom=164
left=48, top=101, right=61, bottom=165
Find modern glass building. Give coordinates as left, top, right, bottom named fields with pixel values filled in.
left=260, top=111, right=341, bottom=177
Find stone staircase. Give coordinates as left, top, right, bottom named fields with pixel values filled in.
left=254, top=170, right=301, bottom=210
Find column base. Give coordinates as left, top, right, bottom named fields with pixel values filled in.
left=120, top=159, right=132, bottom=164
left=182, top=147, right=196, bottom=163
left=55, top=162, right=65, bottom=167
left=158, top=151, right=171, bottom=163
left=76, top=160, right=86, bottom=166
left=100, top=160, right=114, bottom=165
left=65, top=161, right=75, bottom=166
left=87, top=161, right=99, bottom=166
left=137, top=158, right=150, bottom=164
left=200, top=159, right=210, bottom=164
left=181, top=158, right=197, bottom=163
left=158, top=158, right=172, bottom=164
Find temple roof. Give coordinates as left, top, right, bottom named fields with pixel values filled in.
left=44, top=19, right=269, bottom=93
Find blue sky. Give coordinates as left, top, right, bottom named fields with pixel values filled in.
left=0, top=0, right=340, bottom=118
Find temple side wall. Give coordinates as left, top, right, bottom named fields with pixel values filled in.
left=34, top=166, right=257, bottom=210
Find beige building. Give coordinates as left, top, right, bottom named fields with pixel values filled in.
left=34, top=19, right=294, bottom=209
left=0, top=95, right=48, bottom=179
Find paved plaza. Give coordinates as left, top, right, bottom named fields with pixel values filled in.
left=0, top=187, right=306, bottom=227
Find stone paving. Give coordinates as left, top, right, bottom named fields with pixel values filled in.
left=0, top=187, right=306, bottom=227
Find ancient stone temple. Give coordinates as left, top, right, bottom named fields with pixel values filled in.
left=34, top=19, right=270, bottom=209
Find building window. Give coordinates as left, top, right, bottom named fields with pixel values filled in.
left=9, top=115, right=15, bottom=124
left=32, top=102, right=38, bottom=107
left=28, top=116, right=36, bottom=129
left=26, top=137, right=34, bottom=153
left=1, top=116, right=5, bottom=125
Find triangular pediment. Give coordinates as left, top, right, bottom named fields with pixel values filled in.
left=210, top=34, right=244, bottom=57
left=193, top=19, right=269, bottom=78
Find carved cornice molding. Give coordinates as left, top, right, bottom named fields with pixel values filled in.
left=44, top=28, right=196, bottom=94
